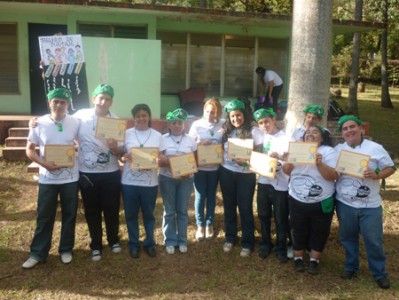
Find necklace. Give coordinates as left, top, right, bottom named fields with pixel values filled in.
left=135, top=129, right=152, bottom=147
left=50, top=115, right=65, bottom=132
left=209, top=129, right=214, bottom=137
left=170, top=134, right=184, bottom=152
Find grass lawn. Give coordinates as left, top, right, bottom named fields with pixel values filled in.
left=0, top=85, right=398, bottom=299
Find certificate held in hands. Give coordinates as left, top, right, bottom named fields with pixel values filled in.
left=227, top=138, right=253, bottom=160
left=197, top=144, right=223, bottom=166
left=249, top=151, right=278, bottom=179
left=95, top=117, right=127, bottom=142
left=169, top=152, right=198, bottom=178
left=130, top=147, right=159, bottom=170
left=287, top=142, right=318, bottom=164
left=336, top=150, right=370, bottom=178
left=44, top=144, right=75, bottom=167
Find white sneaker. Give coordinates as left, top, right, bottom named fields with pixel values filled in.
left=61, top=252, right=73, bottom=264
left=205, top=226, right=214, bottom=239
left=91, top=250, right=102, bottom=261
left=223, top=242, right=233, bottom=253
left=240, top=248, right=251, bottom=258
left=287, top=245, right=294, bottom=259
left=195, top=227, right=205, bottom=241
left=179, top=245, right=188, bottom=253
left=22, top=257, right=39, bottom=269
left=111, top=243, right=122, bottom=254
left=166, top=246, right=175, bottom=255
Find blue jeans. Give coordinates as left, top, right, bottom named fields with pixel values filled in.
left=122, top=184, right=158, bottom=250
left=219, top=166, right=256, bottom=250
left=159, top=175, right=194, bottom=247
left=257, top=183, right=288, bottom=255
left=193, top=170, right=219, bottom=227
left=30, top=182, right=78, bottom=261
left=336, top=201, right=387, bottom=280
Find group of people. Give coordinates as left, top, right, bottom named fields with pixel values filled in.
left=23, top=84, right=396, bottom=290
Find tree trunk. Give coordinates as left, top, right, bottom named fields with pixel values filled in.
left=199, top=0, right=207, bottom=8
left=346, top=0, right=363, bottom=116
left=381, top=0, right=394, bottom=108
left=285, top=0, right=334, bottom=135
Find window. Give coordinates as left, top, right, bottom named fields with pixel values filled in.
left=0, top=23, right=19, bottom=94
left=78, top=24, right=147, bottom=39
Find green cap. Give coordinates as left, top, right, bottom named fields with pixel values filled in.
left=92, top=84, right=114, bottom=98
left=303, top=104, right=324, bottom=118
left=224, top=99, right=245, bottom=113
left=338, top=115, right=363, bottom=132
left=166, top=108, right=188, bottom=122
left=253, top=108, right=276, bottom=122
left=47, top=88, right=72, bottom=102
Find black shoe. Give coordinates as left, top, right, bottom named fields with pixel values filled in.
left=294, top=259, right=304, bottom=272
left=130, top=248, right=140, bottom=259
left=308, top=260, right=319, bottom=275
left=277, top=254, right=289, bottom=264
left=258, top=248, right=271, bottom=259
left=145, top=246, right=156, bottom=257
left=376, top=277, right=390, bottom=289
left=340, top=270, right=357, bottom=280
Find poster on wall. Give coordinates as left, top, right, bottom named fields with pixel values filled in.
left=39, top=34, right=89, bottom=111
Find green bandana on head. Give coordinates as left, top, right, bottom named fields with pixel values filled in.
left=253, top=108, right=276, bottom=122
left=303, top=104, right=324, bottom=118
left=92, top=84, right=114, bottom=98
left=47, top=88, right=72, bottom=102
left=224, top=99, right=245, bottom=113
left=338, top=115, right=363, bottom=132
left=166, top=108, right=188, bottom=122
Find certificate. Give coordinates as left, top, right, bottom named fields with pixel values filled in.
left=95, top=117, right=127, bottom=142
left=130, top=147, right=159, bottom=170
left=169, top=153, right=198, bottom=178
left=336, top=150, right=370, bottom=178
left=44, top=144, right=75, bottom=167
left=249, top=151, right=278, bottom=179
left=227, top=138, right=253, bottom=160
left=287, top=142, right=318, bottom=164
left=197, top=144, right=223, bottom=166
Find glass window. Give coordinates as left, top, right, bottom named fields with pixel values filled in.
left=0, top=23, right=19, bottom=94
left=78, top=24, right=147, bottom=39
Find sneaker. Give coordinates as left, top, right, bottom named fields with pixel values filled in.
left=111, top=243, right=122, bottom=254
left=166, top=246, right=175, bottom=255
left=196, top=227, right=205, bottom=241
left=258, top=248, right=271, bottom=259
left=277, top=253, right=289, bottom=263
left=205, top=226, right=214, bottom=239
left=223, top=242, right=233, bottom=253
left=308, top=260, right=319, bottom=275
left=376, top=277, right=390, bottom=289
left=179, top=245, right=188, bottom=253
left=61, top=252, right=73, bottom=264
left=340, top=270, right=358, bottom=280
left=91, top=250, right=102, bottom=261
left=294, top=258, right=304, bottom=272
left=22, top=257, right=39, bottom=269
left=287, top=245, right=294, bottom=259
left=240, top=248, right=251, bottom=258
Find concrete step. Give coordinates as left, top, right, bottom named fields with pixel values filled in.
left=27, top=162, right=39, bottom=173
left=2, top=146, right=38, bottom=161
left=8, top=127, right=30, bottom=137
left=5, top=136, right=27, bottom=147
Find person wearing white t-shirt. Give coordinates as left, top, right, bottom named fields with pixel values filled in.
left=23, top=88, right=80, bottom=269
left=335, top=115, right=396, bottom=289
left=255, top=66, right=284, bottom=112
left=292, top=104, right=329, bottom=142
left=159, top=109, right=197, bottom=255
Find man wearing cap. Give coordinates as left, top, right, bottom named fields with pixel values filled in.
left=255, top=66, right=284, bottom=112
left=291, top=104, right=329, bottom=142
left=23, top=88, right=80, bottom=269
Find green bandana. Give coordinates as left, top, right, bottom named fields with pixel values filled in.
left=303, top=104, right=324, bottom=118
left=47, top=88, right=72, bottom=102
left=224, top=99, right=245, bottom=113
left=166, top=108, right=188, bottom=122
left=92, top=84, right=114, bottom=97
left=253, top=108, right=276, bottom=122
left=338, top=115, right=363, bottom=132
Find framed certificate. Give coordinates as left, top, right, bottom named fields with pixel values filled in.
left=227, top=138, right=253, bottom=160
left=197, top=144, right=223, bottom=166
left=336, top=150, right=370, bottom=178
left=130, top=147, right=159, bottom=170
left=44, top=144, right=75, bottom=167
left=169, top=152, right=198, bottom=178
left=95, top=117, right=127, bottom=142
left=249, top=151, right=278, bottom=179
left=287, top=142, right=318, bottom=164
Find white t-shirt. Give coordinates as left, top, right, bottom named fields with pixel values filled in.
left=159, top=133, right=197, bottom=178
left=288, top=145, right=338, bottom=203
left=263, top=70, right=283, bottom=86
left=28, top=114, right=79, bottom=184
left=188, top=118, right=224, bottom=171
left=73, top=108, right=121, bottom=173
left=291, top=125, right=330, bottom=142
left=222, top=126, right=263, bottom=174
left=258, top=130, right=290, bottom=191
left=121, top=128, right=162, bottom=187
left=335, top=139, right=395, bottom=208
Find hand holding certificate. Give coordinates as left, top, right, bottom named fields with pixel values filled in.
left=287, top=142, right=318, bottom=164
left=197, top=144, right=223, bottom=166
left=95, top=117, right=127, bottom=142
left=130, top=147, right=159, bottom=170
left=44, top=144, right=75, bottom=167
left=336, top=150, right=370, bottom=178
left=169, top=152, right=198, bottom=178
left=227, top=138, right=253, bottom=160
left=249, top=151, right=278, bottom=179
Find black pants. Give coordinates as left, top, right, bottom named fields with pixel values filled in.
left=79, top=170, right=121, bottom=251
left=266, top=84, right=283, bottom=112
